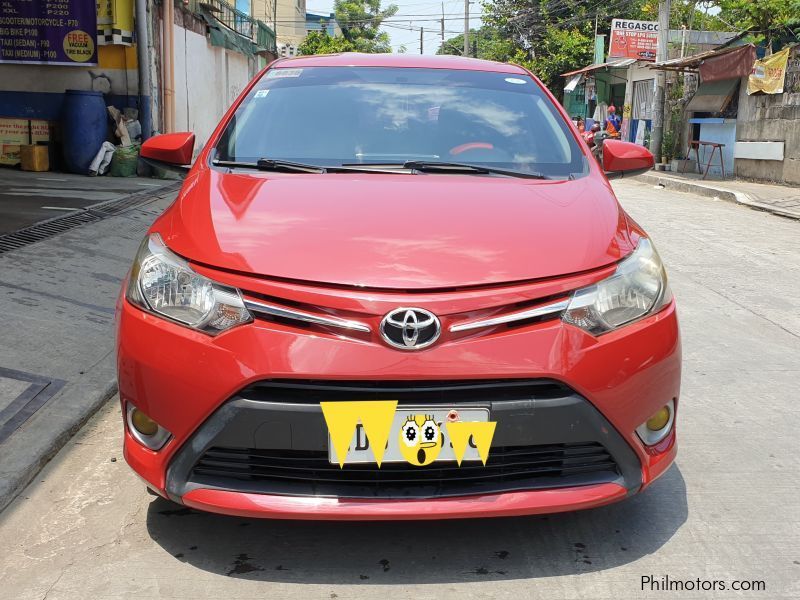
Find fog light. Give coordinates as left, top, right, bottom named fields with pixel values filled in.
left=126, top=404, right=171, bottom=450
left=646, top=406, right=671, bottom=431
left=636, top=400, right=674, bottom=446
left=131, top=409, right=159, bottom=436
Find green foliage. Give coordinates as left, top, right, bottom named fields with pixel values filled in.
left=334, top=0, right=398, bottom=53
left=712, top=0, right=800, bottom=48
left=478, top=0, right=750, bottom=94
left=661, top=127, right=675, bottom=161
left=527, top=26, right=594, bottom=93
left=436, top=26, right=515, bottom=61
left=298, top=31, right=357, bottom=55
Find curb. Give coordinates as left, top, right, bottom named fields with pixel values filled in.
left=0, top=184, right=179, bottom=516
left=0, top=358, right=118, bottom=515
left=640, top=173, right=800, bottom=221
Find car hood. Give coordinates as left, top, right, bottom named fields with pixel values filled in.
left=156, top=169, right=636, bottom=290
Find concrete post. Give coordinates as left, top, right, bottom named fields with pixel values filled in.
left=650, top=0, right=670, bottom=162
left=135, top=0, right=152, bottom=139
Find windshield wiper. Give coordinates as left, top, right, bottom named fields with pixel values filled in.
left=212, top=158, right=325, bottom=173
left=213, top=159, right=403, bottom=175
left=257, top=159, right=327, bottom=173
left=402, top=160, right=550, bottom=179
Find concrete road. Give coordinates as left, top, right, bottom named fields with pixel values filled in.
left=0, top=179, right=798, bottom=600
left=0, top=168, right=171, bottom=233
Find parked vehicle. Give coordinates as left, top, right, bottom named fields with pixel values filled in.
left=120, top=53, right=677, bottom=520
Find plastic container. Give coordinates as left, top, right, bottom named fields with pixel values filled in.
left=109, top=144, right=140, bottom=177
left=61, top=90, right=107, bottom=174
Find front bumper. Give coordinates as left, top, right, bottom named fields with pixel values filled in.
left=118, top=289, right=680, bottom=519
left=180, top=483, right=629, bottom=520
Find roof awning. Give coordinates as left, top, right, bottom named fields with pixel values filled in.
left=561, top=58, right=637, bottom=77
left=199, top=9, right=266, bottom=57
left=564, top=73, right=584, bottom=92
left=686, top=78, right=740, bottom=112
left=651, top=44, right=755, bottom=81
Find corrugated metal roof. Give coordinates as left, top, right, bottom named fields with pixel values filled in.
left=650, top=44, right=752, bottom=71
left=686, top=78, right=740, bottom=112
left=561, top=58, right=638, bottom=77
left=667, top=30, right=739, bottom=45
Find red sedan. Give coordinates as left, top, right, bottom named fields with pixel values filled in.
left=118, top=53, right=679, bottom=520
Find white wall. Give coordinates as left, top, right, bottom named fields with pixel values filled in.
left=621, top=62, right=656, bottom=143
left=0, top=59, right=138, bottom=97
left=172, top=25, right=257, bottom=150
left=696, top=120, right=736, bottom=177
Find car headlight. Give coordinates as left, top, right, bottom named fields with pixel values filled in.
left=126, top=233, right=252, bottom=334
left=562, top=238, right=671, bottom=335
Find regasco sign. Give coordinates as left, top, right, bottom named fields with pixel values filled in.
left=609, top=18, right=659, bottom=61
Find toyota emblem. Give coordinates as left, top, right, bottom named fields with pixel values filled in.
left=380, top=307, right=441, bottom=350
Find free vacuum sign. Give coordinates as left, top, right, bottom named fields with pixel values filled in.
left=0, top=0, right=98, bottom=65
left=609, top=18, right=659, bottom=61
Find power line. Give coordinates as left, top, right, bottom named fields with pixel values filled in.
left=269, top=12, right=482, bottom=24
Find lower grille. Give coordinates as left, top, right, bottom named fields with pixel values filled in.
left=190, top=442, right=619, bottom=499
left=240, top=378, right=572, bottom=403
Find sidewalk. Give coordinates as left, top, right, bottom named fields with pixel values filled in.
left=0, top=183, right=179, bottom=513
left=641, top=172, right=800, bottom=220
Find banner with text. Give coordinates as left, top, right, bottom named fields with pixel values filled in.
left=0, top=0, right=98, bottom=65
left=609, top=18, right=658, bottom=61
left=748, top=47, right=791, bottom=95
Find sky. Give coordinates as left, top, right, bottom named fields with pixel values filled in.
left=305, top=0, right=484, bottom=55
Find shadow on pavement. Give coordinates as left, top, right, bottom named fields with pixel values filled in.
left=145, top=465, right=687, bottom=584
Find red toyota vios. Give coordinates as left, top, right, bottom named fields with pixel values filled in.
left=118, top=53, right=680, bottom=520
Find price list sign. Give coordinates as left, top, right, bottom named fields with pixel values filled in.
left=0, top=0, right=97, bottom=65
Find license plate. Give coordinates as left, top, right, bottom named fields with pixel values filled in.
left=328, top=406, right=489, bottom=465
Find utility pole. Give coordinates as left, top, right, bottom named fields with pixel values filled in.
left=650, top=0, right=670, bottom=163
left=162, top=0, right=175, bottom=133
left=441, top=2, right=445, bottom=47
left=420, top=27, right=424, bottom=55
left=464, top=0, right=469, bottom=56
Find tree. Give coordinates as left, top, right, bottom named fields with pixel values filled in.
left=525, top=26, right=594, bottom=94
left=712, top=0, right=800, bottom=50
left=298, top=31, right=356, bottom=55
left=334, top=0, right=398, bottom=53
left=436, top=26, right=515, bottom=61
left=479, top=0, right=738, bottom=92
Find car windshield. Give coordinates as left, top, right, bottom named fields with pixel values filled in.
left=214, top=66, right=588, bottom=179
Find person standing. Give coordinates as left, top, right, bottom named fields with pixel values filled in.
left=606, top=105, right=621, bottom=138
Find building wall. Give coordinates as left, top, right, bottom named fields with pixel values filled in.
left=622, top=62, right=656, bottom=143
left=0, top=4, right=260, bottom=164
left=0, top=44, right=140, bottom=165
left=275, top=0, right=307, bottom=47
left=306, top=13, right=340, bottom=37
left=692, top=119, right=736, bottom=177
left=0, top=44, right=140, bottom=122
left=172, top=22, right=257, bottom=150
left=735, top=47, right=800, bottom=185
left=251, top=0, right=275, bottom=34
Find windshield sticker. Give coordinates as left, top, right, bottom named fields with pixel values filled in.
left=505, top=77, right=527, bottom=85
left=267, top=68, right=303, bottom=79
left=254, top=89, right=270, bottom=98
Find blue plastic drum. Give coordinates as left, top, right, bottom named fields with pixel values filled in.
left=61, top=90, right=107, bottom=174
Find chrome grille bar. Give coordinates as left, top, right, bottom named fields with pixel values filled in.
left=244, top=299, right=371, bottom=333
left=449, top=299, right=570, bottom=333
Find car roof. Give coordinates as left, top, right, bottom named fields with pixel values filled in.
left=271, top=52, right=530, bottom=74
